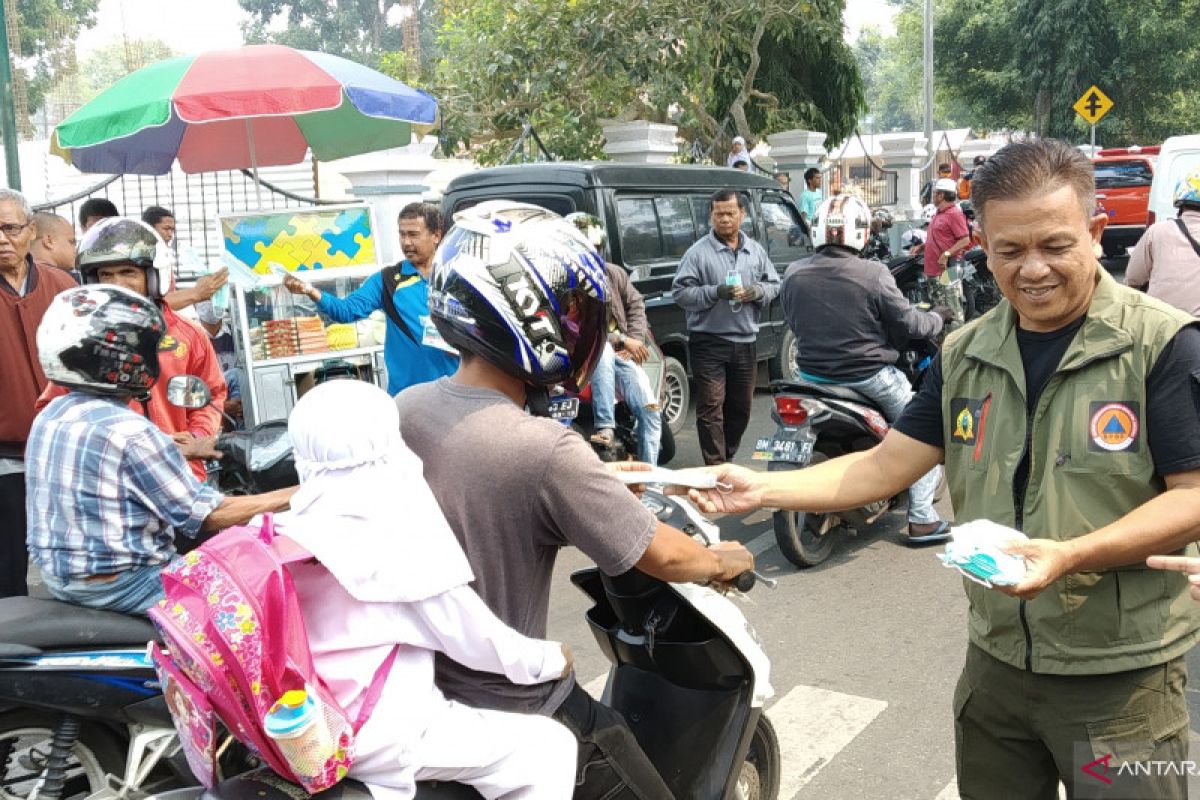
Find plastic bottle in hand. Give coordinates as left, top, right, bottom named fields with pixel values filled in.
left=726, top=267, right=743, bottom=313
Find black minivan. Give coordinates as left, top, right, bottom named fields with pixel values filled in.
left=441, top=162, right=813, bottom=433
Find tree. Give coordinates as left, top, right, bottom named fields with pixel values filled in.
left=78, top=38, right=176, bottom=101
left=238, top=0, right=417, bottom=65
left=432, top=0, right=864, bottom=164
left=10, top=0, right=102, bottom=124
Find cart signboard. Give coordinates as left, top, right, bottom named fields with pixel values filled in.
left=219, top=204, right=381, bottom=280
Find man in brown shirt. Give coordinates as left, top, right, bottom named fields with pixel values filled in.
left=0, top=189, right=78, bottom=597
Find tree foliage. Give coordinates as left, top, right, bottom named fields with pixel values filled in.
left=432, top=0, right=865, bottom=164
left=238, top=0, right=433, bottom=66
left=859, top=0, right=1200, bottom=144
left=12, top=0, right=101, bottom=117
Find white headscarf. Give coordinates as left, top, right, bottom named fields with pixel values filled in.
left=279, top=380, right=473, bottom=603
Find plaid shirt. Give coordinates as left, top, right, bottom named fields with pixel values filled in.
left=25, top=392, right=224, bottom=581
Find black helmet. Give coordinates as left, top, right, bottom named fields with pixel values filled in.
left=429, top=201, right=609, bottom=392
left=77, top=217, right=171, bottom=300
left=37, top=285, right=165, bottom=399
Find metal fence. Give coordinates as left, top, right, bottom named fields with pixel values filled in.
left=500, top=122, right=557, bottom=165
left=32, top=168, right=336, bottom=273
left=824, top=129, right=899, bottom=209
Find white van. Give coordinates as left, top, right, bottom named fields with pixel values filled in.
left=1146, top=134, right=1200, bottom=225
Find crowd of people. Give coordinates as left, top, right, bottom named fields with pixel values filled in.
left=7, top=136, right=1200, bottom=798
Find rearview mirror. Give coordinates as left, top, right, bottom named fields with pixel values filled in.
left=166, top=375, right=212, bottom=409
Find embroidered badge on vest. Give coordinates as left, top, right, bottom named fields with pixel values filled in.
left=158, top=334, right=189, bottom=359
left=949, top=398, right=983, bottom=444
left=1088, top=401, right=1140, bottom=453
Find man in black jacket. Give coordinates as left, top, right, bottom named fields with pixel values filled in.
left=780, top=194, right=953, bottom=543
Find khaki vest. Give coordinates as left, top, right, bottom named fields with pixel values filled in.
left=941, top=268, right=1200, bottom=674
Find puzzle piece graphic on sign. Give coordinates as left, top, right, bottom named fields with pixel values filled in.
left=322, top=209, right=371, bottom=260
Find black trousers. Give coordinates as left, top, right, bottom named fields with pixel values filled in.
left=688, top=333, right=756, bottom=465
left=552, top=682, right=673, bottom=800
left=0, top=472, right=29, bottom=598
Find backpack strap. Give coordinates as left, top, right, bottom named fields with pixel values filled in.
left=1174, top=218, right=1200, bottom=259
left=379, top=264, right=420, bottom=345
left=352, top=645, right=400, bottom=733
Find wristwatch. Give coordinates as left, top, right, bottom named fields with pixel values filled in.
left=943, top=250, right=952, bottom=258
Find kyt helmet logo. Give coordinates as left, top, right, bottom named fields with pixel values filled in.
left=1082, top=754, right=1114, bottom=785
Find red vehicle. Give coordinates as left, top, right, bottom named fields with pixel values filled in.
left=1093, top=145, right=1158, bottom=257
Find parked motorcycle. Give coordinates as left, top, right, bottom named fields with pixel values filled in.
left=0, top=598, right=198, bottom=800
left=142, top=490, right=778, bottom=800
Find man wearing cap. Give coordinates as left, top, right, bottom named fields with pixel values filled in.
left=926, top=177, right=972, bottom=279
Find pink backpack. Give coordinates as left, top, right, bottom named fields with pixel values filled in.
left=147, top=515, right=397, bottom=793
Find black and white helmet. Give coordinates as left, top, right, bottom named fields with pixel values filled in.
left=37, top=285, right=165, bottom=398
left=77, top=218, right=172, bottom=301
left=429, top=201, right=609, bottom=392
left=813, top=195, right=872, bottom=252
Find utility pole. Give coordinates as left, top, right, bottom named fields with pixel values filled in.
left=922, top=0, right=934, bottom=186
left=0, top=0, right=19, bottom=189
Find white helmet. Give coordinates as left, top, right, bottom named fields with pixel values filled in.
left=77, top=218, right=173, bottom=301
left=900, top=228, right=927, bottom=249
left=920, top=203, right=937, bottom=224
left=812, top=194, right=872, bottom=252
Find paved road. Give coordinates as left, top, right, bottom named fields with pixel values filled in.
left=549, top=388, right=1200, bottom=799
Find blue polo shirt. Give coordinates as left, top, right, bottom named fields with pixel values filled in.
left=315, top=261, right=458, bottom=395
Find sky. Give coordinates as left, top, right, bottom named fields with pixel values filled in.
left=76, top=0, right=898, bottom=57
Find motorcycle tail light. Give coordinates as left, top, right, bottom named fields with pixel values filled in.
left=774, top=396, right=809, bottom=426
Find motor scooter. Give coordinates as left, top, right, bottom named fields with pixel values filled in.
left=140, top=491, right=779, bottom=800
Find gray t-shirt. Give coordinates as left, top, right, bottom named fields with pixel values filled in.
left=396, top=378, right=657, bottom=714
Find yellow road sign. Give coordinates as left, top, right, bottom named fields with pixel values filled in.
left=1073, top=85, right=1113, bottom=125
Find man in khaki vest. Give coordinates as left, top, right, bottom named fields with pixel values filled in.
left=687, top=138, right=1200, bottom=800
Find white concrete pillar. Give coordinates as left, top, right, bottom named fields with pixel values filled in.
left=766, top=129, right=828, bottom=197
left=601, top=121, right=678, bottom=164
left=334, top=138, right=442, bottom=265
left=879, top=133, right=929, bottom=219
left=957, top=139, right=994, bottom=169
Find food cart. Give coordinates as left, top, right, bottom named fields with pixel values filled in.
left=219, top=204, right=390, bottom=426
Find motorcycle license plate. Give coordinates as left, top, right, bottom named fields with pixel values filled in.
left=752, top=431, right=815, bottom=463
left=548, top=397, right=580, bottom=421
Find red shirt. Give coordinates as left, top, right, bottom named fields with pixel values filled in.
left=37, top=305, right=227, bottom=481
left=0, top=259, right=78, bottom=457
left=924, top=203, right=971, bottom=277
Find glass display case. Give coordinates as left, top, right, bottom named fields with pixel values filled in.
left=218, top=203, right=387, bottom=426
left=230, top=272, right=388, bottom=426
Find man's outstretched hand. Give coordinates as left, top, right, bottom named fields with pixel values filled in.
left=685, top=464, right=767, bottom=515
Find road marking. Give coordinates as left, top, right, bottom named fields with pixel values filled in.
left=768, top=684, right=888, bottom=798
left=583, top=673, right=608, bottom=700
left=934, top=781, right=959, bottom=800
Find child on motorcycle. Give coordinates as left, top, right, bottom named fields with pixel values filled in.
left=277, top=379, right=575, bottom=800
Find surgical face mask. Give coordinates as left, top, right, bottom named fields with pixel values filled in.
left=195, top=300, right=222, bottom=326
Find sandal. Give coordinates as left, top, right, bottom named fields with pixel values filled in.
left=906, top=520, right=952, bottom=545
left=590, top=428, right=615, bottom=446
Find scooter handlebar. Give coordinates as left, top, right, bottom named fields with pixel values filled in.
left=733, top=571, right=757, bottom=592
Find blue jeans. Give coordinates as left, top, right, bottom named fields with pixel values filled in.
left=591, top=344, right=663, bottom=465
left=836, top=365, right=940, bottom=524
left=42, top=562, right=169, bottom=616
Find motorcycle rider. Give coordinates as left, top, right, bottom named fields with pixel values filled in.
left=566, top=212, right=663, bottom=464
left=779, top=194, right=953, bottom=543
left=396, top=201, right=754, bottom=799
left=36, top=218, right=227, bottom=481
left=26, top=285, right=295, bottom=614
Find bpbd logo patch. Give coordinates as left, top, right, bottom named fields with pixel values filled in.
left=1088, top=401, right=1139, bottom=453
left=949, top=398, right=983, bottom=445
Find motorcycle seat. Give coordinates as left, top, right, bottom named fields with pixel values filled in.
left=202, top=769, right=484, bottom=800
left=0, top=596, right=159, bottom=650
left=770, top=378, right=875, bottom=407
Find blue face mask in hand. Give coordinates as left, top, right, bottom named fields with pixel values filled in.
left=935, top=520, right=1029, bottom=589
